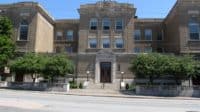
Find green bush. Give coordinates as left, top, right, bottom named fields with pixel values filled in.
left=79, top=83, right=83, bottom=89
left=125, top=83, right=129, bottom=90
left=69, top=81, right=78, bottom=89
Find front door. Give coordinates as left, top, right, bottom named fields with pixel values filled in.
left=100, top=62, right=111, bottom=83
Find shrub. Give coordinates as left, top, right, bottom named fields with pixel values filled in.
left=69, top=81, right=78, bottom=89
left=79, top=83, right=83, bottom=89
left=125, top=83, right=129, bottom=90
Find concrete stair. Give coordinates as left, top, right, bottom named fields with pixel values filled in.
left=86, top=82, right=121, bottom=90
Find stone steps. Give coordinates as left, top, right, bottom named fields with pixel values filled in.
left=86, top=82, right=121, bottom=90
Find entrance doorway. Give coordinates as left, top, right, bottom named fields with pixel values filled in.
left=100, top=62, right=111, bottom=83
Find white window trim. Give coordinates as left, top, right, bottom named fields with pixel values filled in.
left=89, top=18, right=98, bottom=30
left=188, top=23, right=200, bottom=41
left=18, top=24, right=29, bottom=41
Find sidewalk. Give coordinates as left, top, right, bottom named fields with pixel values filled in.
left=0, top=88, right=200, bottom=100
left=49, top=89, right=200, bottom=101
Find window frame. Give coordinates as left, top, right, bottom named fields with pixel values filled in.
left=134, top=29, right=141, bottom=41
left=90, top=18, right=98, bottom=30
left=189, top=22, right=200, bottom=40
left=115, top=19, right=123, bottom=30
left=66, top=30, right=74, bottom=41
left=101, top=37, right=110, bottom=48
left=88, top=37, right=97, bottom=49
left=144, top=47, right=153, bottom=53
left=134, top=47, right=141, bottom=53
left=18, top=20, right=29, bottom=41
left=114, top=37, right=124, bottom=49
left=145, top=29, right=152, bottom=41
left=102, top=18, right=111, bottom=30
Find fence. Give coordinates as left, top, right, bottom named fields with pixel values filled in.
left=0, top=81, right=69, bottom=92
left=136, top=85, right=200, bottom=97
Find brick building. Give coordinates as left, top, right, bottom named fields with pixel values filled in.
left=0, top=0, right=200, bottom=86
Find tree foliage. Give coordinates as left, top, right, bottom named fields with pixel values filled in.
left=0, top=16, right=15, bottom=71
left=42, top=54, right=74, bottom=82
left=10, top=53, right=74, bottom=83
left=130, top=53, right=200, bottom=85
left=10, top=53, right=46, bottom=83
left=0, top=16, right=13, bottom=36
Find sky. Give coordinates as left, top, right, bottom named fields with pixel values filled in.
left=0, top=0, right=177, bottom=19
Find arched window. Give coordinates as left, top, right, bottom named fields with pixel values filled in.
left=189, top=17, right=200, bottom=40
left=19, top=20, right=28, bottom=41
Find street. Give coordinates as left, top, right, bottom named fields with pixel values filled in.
left=0, top=89, right=200, bottom=112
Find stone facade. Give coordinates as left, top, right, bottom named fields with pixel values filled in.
left=1, top=0, right=200, bottom=85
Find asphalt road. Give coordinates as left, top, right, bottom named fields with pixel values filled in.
left=0, top=90, right=200, bottom=112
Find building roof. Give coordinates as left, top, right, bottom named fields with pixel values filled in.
left=0, top=2, right=54, bottom=24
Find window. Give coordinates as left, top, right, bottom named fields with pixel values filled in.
left=115, top=19, right=123, bottom=30
left=88, top=38, right=97, bottom=48
left=55, top=46, right=61, bottom=53
left=189, top=18, right=200, bottom=40
left=102, top=38, right=110, bottom=48
left=65, top=46, right=73, bottom=53
left=134, top=30, right=141, bottom=40
left=90, top=18, right=98, bottom=30
left=56, top=31, right=62, bottom=40
left=144, top=47, right=152, bottom=53
left=115, top=38, right=124, bottom=48
left=66, top=30, right=73, bottom=41
left=157, top=31, right=163, bottom=40
left=117, top=64, right=120, bottom=71
left=19, top=20, right=28, bottom=41
left=134, top=47, right=141, bottom=53
left=102, top=18, right=110, bottom=30
left=145, top=29, right=152, bottom=40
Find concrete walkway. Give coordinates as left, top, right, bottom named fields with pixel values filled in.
left=50, top=89, right=200, bottom=100
left=0, top=88, right=200, bottom=100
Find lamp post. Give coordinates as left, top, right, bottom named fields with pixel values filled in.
left=120, top=71, right=125, bottom=90
left=86, top=71, right=90, bottom=81
left=121, top=71, right=124, bottom=82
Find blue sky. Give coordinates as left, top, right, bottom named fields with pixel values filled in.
left=0, top=0, right=177, bottom=19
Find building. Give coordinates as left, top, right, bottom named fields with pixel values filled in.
left=0, top=0, right=200, bottom=86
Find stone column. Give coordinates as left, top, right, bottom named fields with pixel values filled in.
left=95, top=61, right=100, bottom=83
left=112, top=61, right=116, bottom=83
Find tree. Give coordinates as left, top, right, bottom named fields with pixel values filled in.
left=130, top=53, right=168, bottom=84
left=130, top=53, right=200, bottom=85
left=10, top=53, right=45, bottom=83
left=0, top=16, right=15, bottom=73
left=42, top=54, right=74, bottom=83
left=0, top=16, right=13, bottom=36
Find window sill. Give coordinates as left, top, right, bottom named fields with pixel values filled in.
left=134, top=40, right=153, bottom=42
left=188, top=40, right=200, bottom=42
left=16, top=40, right=29, bottom=42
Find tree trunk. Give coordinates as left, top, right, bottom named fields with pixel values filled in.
left=31, top=74, right=36, bottom=84
left=149, top=76, right=153, bottom=85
